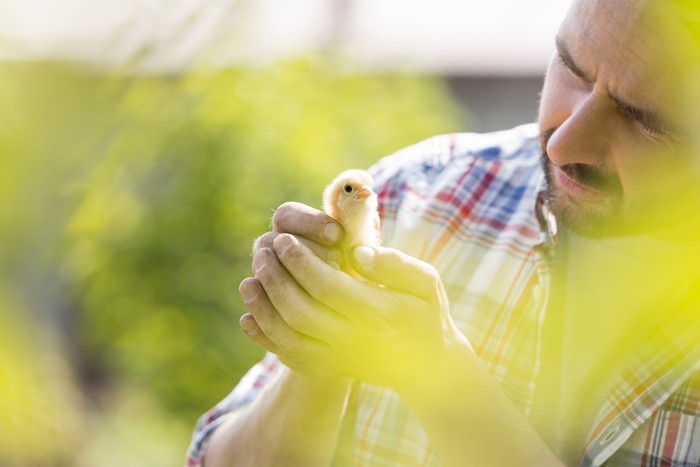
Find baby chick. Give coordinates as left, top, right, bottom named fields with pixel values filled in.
left=323, top=169, right=381, bottom=273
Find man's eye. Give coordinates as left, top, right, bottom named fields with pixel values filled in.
left=635, top=119, right=664, bottom=138
left=344, top=184, right=353, bottom=193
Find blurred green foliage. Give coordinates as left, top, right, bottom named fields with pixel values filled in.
left=0, top=58, right=464, bottom=465
left=0, top=290, right=82, bottom=466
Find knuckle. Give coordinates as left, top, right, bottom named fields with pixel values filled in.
left=253, top=232, right=277, bottom=252
left=257, top=267, right=281, bottom=294
left=284, top=237, right=307, bottom=262
left=272, top=202, right=299, bottom=232
left=277, top=334, right=301, bottom=357
left=253, top=249, right=271, bottom=276
left=286, top=309, right=310, bottom=332
left=248, top=303, right=269, bottom=326
left=305, top=277, right=334, bottom=301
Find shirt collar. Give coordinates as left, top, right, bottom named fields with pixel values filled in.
left=534, top=181, right=558, bottom=255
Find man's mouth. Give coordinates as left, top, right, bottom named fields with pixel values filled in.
left=540, top=128, right=623, bottom=205
left=553, top=165, right=609, bottom=201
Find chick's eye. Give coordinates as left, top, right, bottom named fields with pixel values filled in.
left=343, top=184, right=353, bottom=193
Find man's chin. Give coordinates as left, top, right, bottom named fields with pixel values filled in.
left=545, top=183, right=691, bottom=240
left=539, top=151, right=631, bottom=238
left=546, top=190, right=627, bottom=239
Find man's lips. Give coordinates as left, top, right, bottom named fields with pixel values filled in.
left=553, top=165, right=609, bottom=201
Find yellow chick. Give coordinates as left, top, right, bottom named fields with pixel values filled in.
left=323, top=169, right=381, bottom=271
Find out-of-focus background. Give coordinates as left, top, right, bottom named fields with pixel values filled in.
left=0, top=0, right=570, bottom=465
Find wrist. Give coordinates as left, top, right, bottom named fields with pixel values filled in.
left=394, top=327, right=479, bottom=408
left=281, top=366, right=354, bottom=404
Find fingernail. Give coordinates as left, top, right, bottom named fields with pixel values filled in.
left=323, top=222, right=340, bottom=243
left=273, top=234, right=292, bottom=256
left=354, top=246, right=376, bottom=269
left=239, top=282, right=258, bottom=303
left=252, top=249, right=268, bottom=274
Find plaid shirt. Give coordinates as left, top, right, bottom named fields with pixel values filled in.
left=186, top=124, right=700, bottom=467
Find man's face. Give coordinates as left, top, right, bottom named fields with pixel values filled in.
left=538, top=0, right=700, bottom=238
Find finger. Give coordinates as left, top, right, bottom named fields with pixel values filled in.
left=239, top=280, right=286, bottom=355
left=350, top=245, right=444, bottom=301
left=239, top=275, right=328, bottom=361
left=241, top=311, right=344, bottom=379
left=252, top=231, right=345, bottom=268
left=252, top=248, right=346, bottom=338
left=272, top=234, right=379, bottom=315
left=239, top=310, right=283, bottom=355
left=272, top=202, right=343, bottom=247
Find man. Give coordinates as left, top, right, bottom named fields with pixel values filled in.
left=186, top=0, right=700, bottom=465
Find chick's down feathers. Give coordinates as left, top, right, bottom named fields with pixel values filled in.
left=322, top=169, right=381, bottom=254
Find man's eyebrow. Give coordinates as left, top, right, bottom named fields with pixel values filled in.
left=555, top=36, right=594, bottom=84
left=554, top=35, right=681, bottom=137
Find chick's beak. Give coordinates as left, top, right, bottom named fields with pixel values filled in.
left=355, top=184, right=372, bottom=199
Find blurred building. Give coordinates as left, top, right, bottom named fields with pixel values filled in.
left=223, top=0, right=572, bottom=131
left=0, top=0, right=572, bottom=130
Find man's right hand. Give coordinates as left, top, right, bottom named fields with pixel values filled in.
left=241, top=201, right=353, bottom=384
left=252, top=201, right=345, bottom=267
left=204, top=202, right=354, bottom=467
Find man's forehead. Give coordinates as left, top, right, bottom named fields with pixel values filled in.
left=563, top=0, right=700, bottom=135
left=567, top=0, right=700, bottom=65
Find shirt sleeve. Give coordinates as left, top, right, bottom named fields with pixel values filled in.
left=181, top=141, right=415, bottom=466
left=184, top=352, right=283, bottom=467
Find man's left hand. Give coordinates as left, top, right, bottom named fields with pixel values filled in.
left=239, top=233, right=468, bottom=392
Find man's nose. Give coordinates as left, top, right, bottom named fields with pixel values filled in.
left=546, top=93, right=613, bottom=168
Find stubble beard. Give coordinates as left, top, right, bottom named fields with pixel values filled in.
left=539, top=128, right=631, bottom=239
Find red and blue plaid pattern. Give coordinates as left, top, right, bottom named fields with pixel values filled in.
left=185, top=124, right=699, bottom=466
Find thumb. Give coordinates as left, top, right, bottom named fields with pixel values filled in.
left=351, top=245, right=443, bottom=300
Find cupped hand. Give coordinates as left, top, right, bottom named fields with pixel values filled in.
left=240, top=229, right=466, bottom=393
left=252, top=202, right=346, bottom=268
